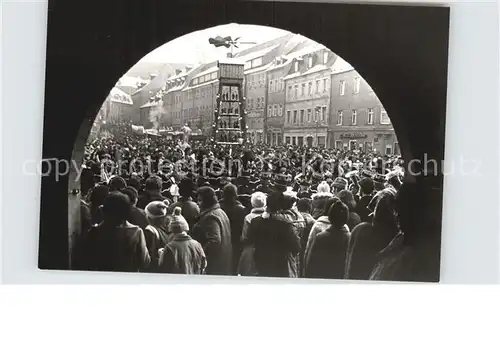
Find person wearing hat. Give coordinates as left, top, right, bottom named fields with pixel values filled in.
left=191, top=186, right=232, bottom=275
left=311, top=181, right=334, bottom=219
left=345, top=188, right=399, bottom=280
left=122, top=186, right=148, bottom=230
left=143, top=201, right=172, bottom=272
left=272, top=173, right=289, bottom=193
left=244, top=191, right=300, bottom=277
left=331, top=177, right=348, bottom=195
left=72, top=192, right=150, bottom=272
left=355, top=177, right=375, bottom=223
left=169, top=178, right=199, bottom=231
left=238, top=192, right=267, bottom=276
left=137, top=175, right=166, bottom=209
left=304, top=198, right=350, bottom=279
left=219, top=183, right=248, bottom=274
left=108, top=176, right=127, bottom=192
left=296, top=178, right=313, bottom=199
left=158, top=207, right=206, bottom=274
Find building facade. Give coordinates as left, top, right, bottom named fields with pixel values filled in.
left=241, top=45, right=281, bottom=143
left=181, top=63, right=219, bottom=134
left=329, top=58, right=399, bottom=155
left=283, top=45, right=336, bottom=147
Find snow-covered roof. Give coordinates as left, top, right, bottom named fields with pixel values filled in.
left=109, top=87, right=133, bottom=105
left=183, top=79, right=218, bottom=91
left=331, top=56, right=354, bottom=74
left=140, top=100, right=160, bottom=108
left=302, top=64, right=331, bottom=76
left=192, top=65, right=219, bottom=79
left=245, top=61, right=274, bottom=75
left=117, top=76, right=149, bottom=88
left=266, top=44, right=325, bottom=72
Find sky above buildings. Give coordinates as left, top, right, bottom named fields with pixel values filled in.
left=140, top=23, right=293, bottom=64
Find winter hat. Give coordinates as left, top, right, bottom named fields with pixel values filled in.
left=108, top=176, right=127, bottom=192
left=145, top=201, right=168, bottom=219
left=317, top=181, right=331, bottom=194
left=169, top=207, right=189, bottom=234
left=332, top=177, right=348, bottom=191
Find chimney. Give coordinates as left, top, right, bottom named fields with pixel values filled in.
left=175, top=69, right=182, bottom=75
left=226, top=52, right=233, bottom=58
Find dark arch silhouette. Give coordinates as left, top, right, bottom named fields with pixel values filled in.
left=40, top=0, right=449, bottom=276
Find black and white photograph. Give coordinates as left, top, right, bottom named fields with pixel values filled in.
left=38, top=0, right=450, bottom=282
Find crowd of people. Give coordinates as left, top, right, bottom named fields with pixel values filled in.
left=71, top=121, right=437, bottom=281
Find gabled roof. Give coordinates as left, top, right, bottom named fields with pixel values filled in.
left=109, top=87, right=133, bottom=105
left=140, top=100, right=160, bottom=108
left=245, top=61, right=274, bottom=75
left=331, top=56, right=354, bottom=74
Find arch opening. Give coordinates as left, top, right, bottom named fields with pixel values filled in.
left=68, top=23, right=410, bottom=271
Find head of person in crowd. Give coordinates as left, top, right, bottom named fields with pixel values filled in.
left=299, top=179, right=310, bottom=192
left=328, top=198, right=349, bottom=230
left=297, top=198, right=312, bottom=214
left=196, top=186, right=218, bottom=211
left=145, top=175, right=162, bottom=195
left=337, top=189, right=357, bottom=212
left=89, top=184, right=109, bottom=209
left=145, top=201, right=169, bottom=228
left=222, top=183, right=238, bottom=203
left=282, top=193, right=297, bottom=211
left=266, top=191, right=285, bottom=214
left=168, top=207, right=189, bottom=235
left=316, top=181, right=331, bottom=194
left=359, top=177, right=375, bottom=197
left=178, top=178, right=195, bottom=199
left=122, top=186, right=139, bottom=207
left=368, top=187, right=398, bottom=230
left=127, top=177, right=141, bottom=192
left=250, top=191, right=267, bottom=210
left=108, top=176, right=127, bottom=192
left=331, top=177, right=348, bottom=195
left=385, top=171, right=403, bottom=191
left=320, top=196, right=339, bottom=218
left=101, top=192, right=132, bottom=226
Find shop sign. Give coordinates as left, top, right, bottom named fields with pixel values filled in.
left=340, top=133, right=367, bottom=139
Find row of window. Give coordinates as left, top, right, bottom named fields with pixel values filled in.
left=268, top=77, right=286, bottom=93
left=244, top=57, right=263, bottom=70
left=285, top=135, right=327, bottom=147
left=292, top=51, right=330, bottom=74
left=336, top=108, right=390, bottom=126
left=191, top=72, right=218, bottom=87
left=339, top=77, right=364, bottom=96
left=267, top=104, right=284, bottom=117
left=184, top=85, right=217, bottom=100
left=246, top=73, right=266, bottom=90
left=286, top=106, right=328, bottom=125
left=247, top=96, right=266, bottom=110
left=286, top=78, right=330, bottom=101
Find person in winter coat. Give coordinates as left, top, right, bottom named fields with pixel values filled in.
left=143, top=201, right=172, bottom=271
left=354, top=177, right=375, bottom=223
left=88, top=184, right=109, bottom=225
left=238, top=192, right=267, bottom=276
left=158, top=207, right=206, bottom=274
left=137, top=176, right=165, bottom=209
left=305, top=198, right=351, bottom=279
left=345, top=187, right=399, bottom=280
left=122, top=186, right=148, bottom=230
left=168, top=178, right=199, bottom=231
left=244, top=191, right=300, bottom=277
left=370, top=183, right=441, bottom=282
left=311, top=181, right=334, bottom=219
left=303, top=197, right=339, bottom=266
left=296, top=198, right=316, bottom=276
left=191, top=186, right=233, bottom=275
left=72, top=192, right=150, bottom=272
left=219, top=183, right=248, bottom=273
left=337, top=190, right=361, bottom=231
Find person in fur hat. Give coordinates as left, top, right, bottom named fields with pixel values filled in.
left=311, top=181, right=334, bottom=219
left=143, top=201, right=172, bottom=272
left=158, top=207, right=206, bottom=274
